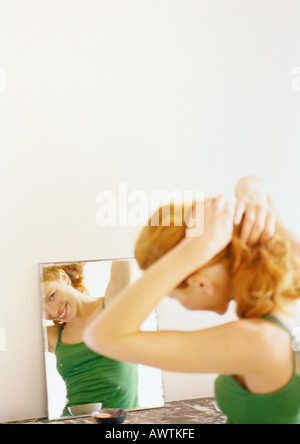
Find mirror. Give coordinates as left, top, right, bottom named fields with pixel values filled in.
left=39, top=258, right=164, bottom=419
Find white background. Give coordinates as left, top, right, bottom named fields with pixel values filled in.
left=0, top=0, right=300, bottom=422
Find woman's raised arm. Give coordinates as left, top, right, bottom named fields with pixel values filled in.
left=83, top=198, right=244, bottom=373
left=104, top=260, right=132, bottom=306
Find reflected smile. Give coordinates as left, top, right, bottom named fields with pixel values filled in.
left=57, top=304, right=68, bottom=320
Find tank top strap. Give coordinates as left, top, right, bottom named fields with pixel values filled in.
left=262, top=315, right=298, bottom=373
left=262, top=315, right=293, bottom=336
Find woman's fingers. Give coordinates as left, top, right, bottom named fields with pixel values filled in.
left=234, top=201, right=246, bottom=225
left=238, top=204, right=257, bottom=244
left=237, top=203, right=276, bottom=245
left=259, top=209, right=276, bottom=243
left=247, top=205, right=267, bottom=246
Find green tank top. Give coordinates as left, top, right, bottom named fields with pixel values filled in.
left=55, top=328, right=139, bottom=417
left=215, top=315, right=300, bottom=424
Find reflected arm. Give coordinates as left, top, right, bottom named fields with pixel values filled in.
left=104, top=261, right=132, bottom=306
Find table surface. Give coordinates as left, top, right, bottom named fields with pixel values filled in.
left=8, top=397, right=227, bottom=424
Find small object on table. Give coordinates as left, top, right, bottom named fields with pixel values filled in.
left=92, top=409, right=127, bottom=424
left=68, top=403, right=103, bottom=417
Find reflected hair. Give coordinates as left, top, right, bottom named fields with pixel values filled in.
left=135, top=202, right=300, bottom=318
left=42, top=263, right=88, bottom=294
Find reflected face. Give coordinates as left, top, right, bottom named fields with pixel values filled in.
left=168, top=263, right=233, bottom=314
left=41, top=278, right=78, bottom=323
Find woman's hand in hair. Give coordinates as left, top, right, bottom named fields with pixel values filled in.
left=184, top=196, right=235, bottom=265
left=234, top=201, right=276, bottom=246
left=235, top=176, right=276, bottom=245
left=234, top=177, right=275, bottom=245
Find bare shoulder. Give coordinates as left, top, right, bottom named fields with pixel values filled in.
left=230, top=318, right=294, bottom=392
left=47, top=325, right=59, bottom=354
left=235, top=318, right=292, bottom=365
left=183, top=318, right=292, bottom=375
left=238, top=317, right=291, bottom=340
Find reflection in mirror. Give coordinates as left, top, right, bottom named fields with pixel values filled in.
left=39, top=259, right=164, bottom=419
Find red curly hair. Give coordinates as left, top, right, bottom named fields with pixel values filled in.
left=135, top=203, right=300, bottom=318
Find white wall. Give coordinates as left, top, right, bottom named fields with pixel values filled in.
left=0, top=0, right=300, bottom=422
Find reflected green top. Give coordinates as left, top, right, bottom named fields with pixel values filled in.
left=215, top=315, right=300, bottom=424
left=55, top=328, right=139, bottom=417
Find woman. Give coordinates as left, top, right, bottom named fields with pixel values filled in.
left=41, top=261, right=139, bottom=417
left=83, top=176, right=300, bottom=424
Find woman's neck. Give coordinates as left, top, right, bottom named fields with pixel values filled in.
left=75, top=295, right=104, bottom=321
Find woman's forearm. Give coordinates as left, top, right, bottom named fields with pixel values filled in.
left=83, top=239, right=212, bottom=351
left=104, top=260, right=132, bottom=306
